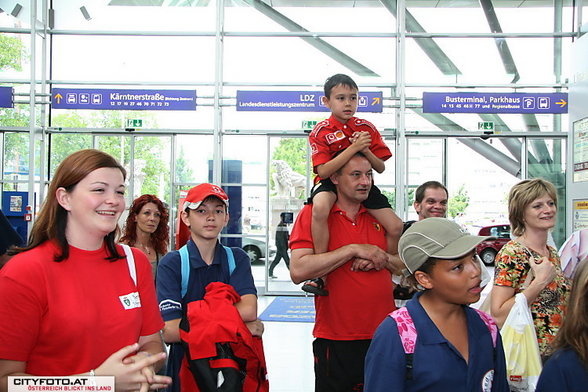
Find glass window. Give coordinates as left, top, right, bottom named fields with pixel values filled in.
left=132, top=136, right=172, bottom=201
left=51, top=36, right=216, bottom=83
left=174, top=134, right=214, bottom=184
left=446, top=138, right=520, bottom=233
left=528, top=137, right=566, bottom=246
left=51, top=2, right=216, bottom=32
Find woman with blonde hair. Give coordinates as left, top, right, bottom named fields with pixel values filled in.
left=536, top=258, right=588, bottom=391
left=491, top=178, right=571, bottom=359
left=0, top=149, right=170, bottom=392
left=120, top=194, right=169, bottom=278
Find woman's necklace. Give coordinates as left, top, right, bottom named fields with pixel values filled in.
left=137, top=243, right=151, bottom=255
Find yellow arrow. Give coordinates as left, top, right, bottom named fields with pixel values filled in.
left=372, top=97, right=381, bottom=105
left=54, top=93, right=63, bottom=104
left=556, top=99, right=567, bottom=107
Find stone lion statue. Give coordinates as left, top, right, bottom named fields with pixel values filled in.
left=271, top=160, right=306, bottom=198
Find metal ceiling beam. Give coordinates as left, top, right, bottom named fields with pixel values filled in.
left=478, top=0, right=520, bottom=83
left=379, top=0, right=462, bottom=75
left=239, top=0, right=379, bottom=77
left=412, top=109, right=521, bottom=177
left=477, top=113, right=550, bottom=177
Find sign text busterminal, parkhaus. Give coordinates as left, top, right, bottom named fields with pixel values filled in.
left=236, top=90, right=383, bottom=113
left=423, top=92, right=568, bottom=114
left=52, top=88, right=196, bottom=111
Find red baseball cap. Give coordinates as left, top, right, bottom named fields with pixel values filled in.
left=183, top=183, right=229, bottom=211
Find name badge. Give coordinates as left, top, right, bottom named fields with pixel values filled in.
left=119, top=292, right=141, bottom=310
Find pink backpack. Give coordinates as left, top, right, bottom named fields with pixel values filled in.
left=389, top=306, right=498, bottom=380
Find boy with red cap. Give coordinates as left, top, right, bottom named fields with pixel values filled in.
left=156, top=183, right=262, bottom=392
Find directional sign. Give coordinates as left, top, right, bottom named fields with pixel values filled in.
left=423, top=92, right=568, bottom=114
left=52, top=88, right=196, bottom=111
left=0, top=87, right=13, bottom=108
left=236, top=90, right=383, bottom=112
left=126, top=119, right=143, bottom=128
left=478, top=121, right=494, bottom=131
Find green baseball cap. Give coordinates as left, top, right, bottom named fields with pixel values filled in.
left=399, top=218, right=493, bottom=274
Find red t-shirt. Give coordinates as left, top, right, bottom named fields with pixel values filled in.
left=0, top=241, right=164, bottom=375
left=309, top=115, right=392, bottom=175
left=289, top=204, right=396, bottom=340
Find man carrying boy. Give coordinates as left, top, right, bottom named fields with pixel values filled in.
left=303, top=73, right=403, bottom=296
left=156, top=183, right=261, bottom=392
left=290, top=153, right=401, bottom=392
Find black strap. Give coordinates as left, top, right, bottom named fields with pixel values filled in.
left=405, top=353, right=414, bottom=380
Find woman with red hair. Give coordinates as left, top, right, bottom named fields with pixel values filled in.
left=120, top=194, right=170, bottom=278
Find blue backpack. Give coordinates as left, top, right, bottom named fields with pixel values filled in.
left=179, top=244, right=236, bottom=298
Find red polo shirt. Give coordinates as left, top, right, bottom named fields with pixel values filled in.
left=289, top=203, right=396, bottom=340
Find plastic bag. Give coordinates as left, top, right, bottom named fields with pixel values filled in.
left=501, top=293, right=542, bottom=392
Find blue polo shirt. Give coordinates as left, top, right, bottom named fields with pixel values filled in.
left=536, top=348, right=588, bottom=392
left=156, top=239, right=257, bottom=392
left=364, top=292, right=509, bottom=392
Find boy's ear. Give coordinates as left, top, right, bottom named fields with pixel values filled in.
left=180, top=210, right=190, bottom=227
left=414, top=271, right=434, bottom=290
left=321, top=95, right=330, bottom=108
left=223, top=213, right=230, bottom=227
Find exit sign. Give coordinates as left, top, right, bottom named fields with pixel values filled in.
left=302, top=120, right=318, bottom=130
left=126, top=119, right=143, bottom=128
left=478, top=121, right=494, bottom=131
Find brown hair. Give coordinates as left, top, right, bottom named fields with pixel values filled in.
left=508, top=178, right=557, bottom=237
left=11, top=149, right=126, bottom=261
left=553, top=258, right=588, bottom=368
left=120, top=194, right=169, bottom=255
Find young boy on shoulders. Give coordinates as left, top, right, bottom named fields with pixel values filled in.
left=304, top=73, right=403, bottom=295
left=156, top=183, right=262, bottom=392
left=364, top=218, right=509, bottom=391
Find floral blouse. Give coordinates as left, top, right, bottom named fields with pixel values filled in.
left=494, top=240, right=571, bottom=357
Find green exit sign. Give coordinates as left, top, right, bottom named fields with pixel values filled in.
left=126, top=119, right=143, bottom=128
left=302, top=120, right=318, bottom=130
left=478, top=121, right=494, bottom=131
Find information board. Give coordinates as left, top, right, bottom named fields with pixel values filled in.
left=236, top=90, right=383, bottom=112
left=52, top=88, right=196, bottom=111
left=423, top=92, right=568, bottom=114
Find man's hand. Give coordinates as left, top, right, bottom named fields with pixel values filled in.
left=351, top=244, right=390, bottom=271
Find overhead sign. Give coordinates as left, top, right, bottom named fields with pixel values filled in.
left=236, top=90, right=383, bottom=112
left=126, top=119, right=143, bottom=128
left=52, top=88, right=196, bottom=110
left=0, top=86, right=13, bottom=108
left=423, top=92, right=568, bottom=114
left=478, top=121, right=494, bottom=131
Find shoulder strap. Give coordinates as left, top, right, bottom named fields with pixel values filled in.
left=389, top=307, right=417, bottom=354
left=223, top=245, right=236, bottom=276
left=121, top=244, right=136, bottom=286
left=179, top=245, right=190, bottom=298
left=389, top=307, right=417, bottom=381
left=473, top=309, right=498, bottom=348
left=179, top=244, right=236, bottom=298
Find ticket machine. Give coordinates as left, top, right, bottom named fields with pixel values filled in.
left=2, top=191, right=30, bottom=243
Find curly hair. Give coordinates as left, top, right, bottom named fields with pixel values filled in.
left=120, top=194, right=169, bottom=256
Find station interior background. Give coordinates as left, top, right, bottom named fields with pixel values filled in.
left=3, top=1, right=588, bottom=390
left=1, top=0, right=584, bottom=294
